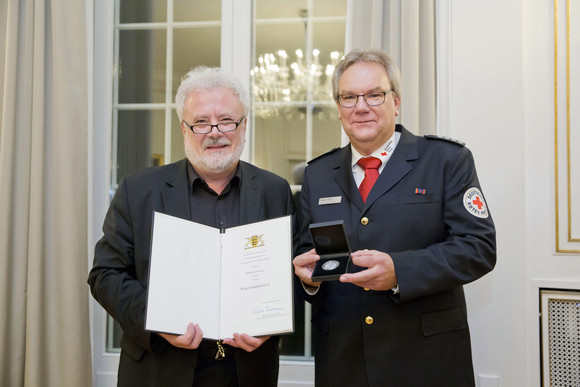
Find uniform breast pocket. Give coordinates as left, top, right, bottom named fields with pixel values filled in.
left=397, top=193, right=439, bottom=205
left=391, top=193, right=441, bottom=228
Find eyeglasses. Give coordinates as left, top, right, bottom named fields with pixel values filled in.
left=337, top=90, right=392, bottom=108
left=182, top=117, right=245, bottom=134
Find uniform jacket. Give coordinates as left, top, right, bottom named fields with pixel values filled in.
left=297, top=125, right=496, bottom=387
left=88, top=158, right=297, bottom=387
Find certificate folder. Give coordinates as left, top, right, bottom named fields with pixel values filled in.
left=309, top=220, right=352, bottom=281
left=145, top=212, right=294, bottom=339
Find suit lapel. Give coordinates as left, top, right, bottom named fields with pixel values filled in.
left=238, top=161, right=262, bottom=224
left=332, top=146, right=364, bottom=211
left=160, top=159, right=191, bottom=219
left=363, top=126, right=419, bottom=209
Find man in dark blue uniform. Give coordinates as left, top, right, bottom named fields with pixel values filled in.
left=293, top=49, right=496, bottom=386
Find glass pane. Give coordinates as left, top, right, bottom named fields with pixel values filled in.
left=120, top=0, right=167, bottom=23
left=255, top=0, right=307, bottom=19
left=313, top=0, right=347, bottom=17
left=114, top=110, right=165, bottom=185
left=313, top=21, right=346, bottom=101
left=172, top=27, right=221, bottom=98
left=279, top=300, right=311, bottom=357
left=119, top=29, right=167, bottom=104
left=252, top=0, right=346, bottom=187
left=170, top=109, right=186, bottom=163
left=253, top=24, right=306, bottom=103
left=174, top=0, right=221, bottom=22
left=253, top=113, right=306, bottom=179
left=106, top=319, right=122, bottom=352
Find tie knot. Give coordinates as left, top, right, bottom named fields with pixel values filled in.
left=357, top=157, right=381, bottom=171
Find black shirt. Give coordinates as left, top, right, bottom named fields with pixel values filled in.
left=187, top=161, right=241, bottom=231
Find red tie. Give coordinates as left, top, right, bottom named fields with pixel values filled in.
left=357, top=157, right=381, bottom=202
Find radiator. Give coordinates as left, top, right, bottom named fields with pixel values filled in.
left=540, top=289, right=580, bottom=386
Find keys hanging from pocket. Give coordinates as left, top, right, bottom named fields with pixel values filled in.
left=215, top=340, right=226, bottom=360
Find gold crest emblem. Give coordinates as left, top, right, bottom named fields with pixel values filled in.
left=245, top=234, right=265, bottom=249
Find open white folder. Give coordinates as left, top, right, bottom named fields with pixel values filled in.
left=145, top=212, right=294, bottom=340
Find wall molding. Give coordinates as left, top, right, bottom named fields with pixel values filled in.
left=554, top=0, right=580, bottom=253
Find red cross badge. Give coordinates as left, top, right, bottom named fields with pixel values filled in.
left=381, top=151, right=387, bottom=156
left=463, top=187, right=489, bottom=218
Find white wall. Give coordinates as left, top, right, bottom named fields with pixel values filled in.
left=450, top=1, right=527, bottom=385
left=449, top=1, right=580, bottom=386
left=524, top=0, right=580, bottom=385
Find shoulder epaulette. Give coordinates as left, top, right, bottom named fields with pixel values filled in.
left=424, top=134, right=465, bottom=146
left=307, top=147, right=341, bottom=164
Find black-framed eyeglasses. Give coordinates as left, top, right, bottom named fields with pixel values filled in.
left=337, top=90, right=392, bottom=108
left=182, top=117, right=245, bottom=134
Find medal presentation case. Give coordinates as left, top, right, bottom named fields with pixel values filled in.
left=309, top=220, right=351, bottom=281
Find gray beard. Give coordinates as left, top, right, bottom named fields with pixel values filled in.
left=185, top=135, right=245, bottom=174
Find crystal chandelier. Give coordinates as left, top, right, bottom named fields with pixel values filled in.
left=251, top=49, right=342, bottom=118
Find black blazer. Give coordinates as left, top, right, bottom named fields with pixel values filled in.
left=297, top=125, right=496, bottom=387
left=89, top=159, right=297, bottom=387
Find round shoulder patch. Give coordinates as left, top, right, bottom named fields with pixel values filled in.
left=463, top=187, right=489, bottom=218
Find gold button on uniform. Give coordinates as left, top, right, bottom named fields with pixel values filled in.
left=365, top=316, right=374, bottom=325
left=361, top=217, right=369, bottom=225
left=364, top=288, right=370, bottom=291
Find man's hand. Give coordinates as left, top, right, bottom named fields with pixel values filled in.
left=293, top=249, right=322, bottom=287
left=339, top=249, right=397, bottom=291
left=223, top=334, right=269, bottom=352
left=158, top=322, right=203, bottom=349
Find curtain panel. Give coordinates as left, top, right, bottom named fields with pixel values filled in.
left=346, top=0, right=436, bottom=136
left=0, top=0, right=92, bottom=385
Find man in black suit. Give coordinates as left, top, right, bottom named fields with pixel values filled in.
left=88, top=66, right=297, bottom=387
left=293, top=49, right=496, bottom=386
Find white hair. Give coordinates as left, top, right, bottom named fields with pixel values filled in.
left=175, top=66, right=249, bottom=121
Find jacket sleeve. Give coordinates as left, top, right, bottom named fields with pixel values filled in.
left=87, top=177, right=156, bottom=352
left=391, top=147, right=496, bottom=303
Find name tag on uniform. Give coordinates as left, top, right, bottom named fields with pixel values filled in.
left=318, top=196, right=342, bottom=205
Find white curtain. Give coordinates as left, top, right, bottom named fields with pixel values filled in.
left=0, top=0, right=92, bottom=386
left=346, top=0, right=436, bottom=135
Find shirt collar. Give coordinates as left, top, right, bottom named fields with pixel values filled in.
left=187, top=160, right=242, bottom=193
left=350, top=130, right=401, bottom=169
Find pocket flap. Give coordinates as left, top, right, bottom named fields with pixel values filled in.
left=120, top=333, right=145, bottom=361
left=420, top=306, right=467, bottom=337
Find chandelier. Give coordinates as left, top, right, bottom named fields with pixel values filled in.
left=251, top=49, right=342, bottom=118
